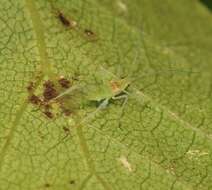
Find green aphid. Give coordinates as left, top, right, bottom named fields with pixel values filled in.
left=86, top=77, right=130, bottom=109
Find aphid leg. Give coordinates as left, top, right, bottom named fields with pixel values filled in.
left=98, top=98, right=109, bottom=109
left=53, top=84, right=81, bottom=100
left=80, top=99, right=109, bottom=124
left=112, top=94, right=128, bottom=108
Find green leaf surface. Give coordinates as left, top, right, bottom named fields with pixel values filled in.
left=0, top=0, right=212, bottom=189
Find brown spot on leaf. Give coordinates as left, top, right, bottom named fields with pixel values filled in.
left=58, top=77, right=71, bottom=88
left=58, top=12, right=70, bottom=27
left=44, top=183, right=51, bottom=188
left=63, top=126, right=70, bottom=133
left=27, top=82, right=34, bottom=92
left=43, top=80, right=58, bottom=101
left=27, top=77, right=77, bottom=119
left=62, top=108, right=72, bottom=116
left=84, top=29, right=94, bottom=36
left=58, top=12, right=77, bottom=28
left=69, top=180, right=75, bottom=185
left=43, top=110, right=54, bottom=119
left=28, top=94, right=42, bottom=105
left=84, top=29, right=97, bottom=41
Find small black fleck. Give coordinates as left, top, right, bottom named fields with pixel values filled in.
left=58, top=12, right=70, bottom=27
left=44, top=183, right=51, bottom=188
left=29, top=94, right=42, bottom=105
left=63, top=126, right=70, bottom=133
left=69, top=180, right=75, bottom=185
left=43, top=110, right=54, bottom=119
left=84, top=29, right=95, bottom=37
left=27, top=82, right=34, bottom=92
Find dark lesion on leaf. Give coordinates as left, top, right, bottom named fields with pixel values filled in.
left=27, top=81, right=34, bottom=92
left=44, top=183, right=51, bottom=188
left=84, top=28, right=98, bottom=41
left=56, top=11, right=77, bottom=29
left=43, top=80, right=58, bottom=101
left=69, top=179, right=75, bottom=185
left=51, top=4, right=99, bottom=42
left=58, top=76, right=71, bottom=89
left=27, top=76, right=75, bottom=119
left=58, top=12, right=70, bottom=26
left=28, top=94, right=42, bottom=105
left=63, top=126, right=70, bottom=133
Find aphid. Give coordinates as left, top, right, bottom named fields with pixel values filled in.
left=87, top=77, right=130, bottom=109
left=54, top=71, right=130, bottom=111
left=58, top=76, right=71, bottom=89
left=28, top=94, right=42, bottom=105
left=43, top=80, right=58, bottom=101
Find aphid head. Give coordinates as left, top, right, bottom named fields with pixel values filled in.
left=110, top=78, right=130, bottom=94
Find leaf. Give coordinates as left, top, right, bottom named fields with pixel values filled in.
left=0, top=0, right=212, bottom=190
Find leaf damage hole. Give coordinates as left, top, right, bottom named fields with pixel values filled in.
left=118, top=155, right=133, bottom=172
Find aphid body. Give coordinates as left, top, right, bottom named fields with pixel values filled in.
left=86, top=78, right=130, bottom=108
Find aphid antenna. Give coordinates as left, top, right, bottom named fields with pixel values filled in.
left=129, top=69, right=200, bottom=84
left=100, top=65, right=199, bottom=84
left=52, top=84, right=82, bottom=100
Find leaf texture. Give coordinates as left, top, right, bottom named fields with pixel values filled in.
left=0, top=0, right=212, bottom=190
